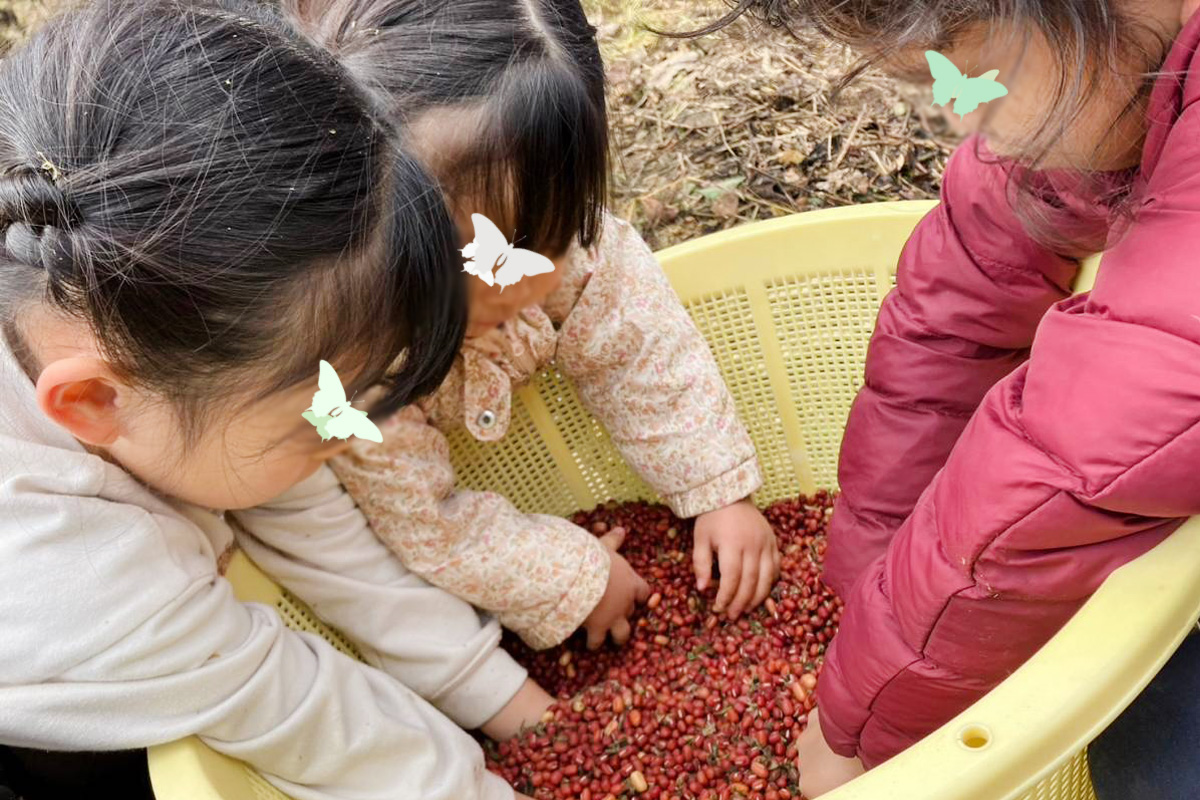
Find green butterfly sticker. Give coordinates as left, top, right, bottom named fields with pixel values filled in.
left=926, top=50, right=1008, bottom=118
left=302, top=360, right=383, bottom=443
left=301, top=410, right=335, bottom=440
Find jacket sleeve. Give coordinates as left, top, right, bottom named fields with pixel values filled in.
left=825, top=138, right=1082, bottom=598
left=330, top=406, right=611, bottom=650
left=817, top=135, right=1200, bottom=766
left=231, top=464, right=528, bottom=729
left=0, top=484, right=512, bottom=800
left=554, top=214, right=763, bottom=519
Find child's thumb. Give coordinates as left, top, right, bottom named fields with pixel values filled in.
left=599, top=526, right=627, bottom=552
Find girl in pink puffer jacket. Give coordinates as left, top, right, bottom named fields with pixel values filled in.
left=711, top=0, right=1200, bottom=795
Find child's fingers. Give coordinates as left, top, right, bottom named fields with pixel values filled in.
left=712, top=548, right=741, bottom=614
left=599, top=526, right=627, bottom=552
left=585, top=620, right=607, bottom=650
left=635, top=575, right=651, bottom=604
left=611, top=617, right=632, bottom=646
left=693, top=536, right=714, bottom=592
left=752, top=550, right=776, bottom=609
left=727, top=548, right=760, bottom=618
left=585, top=625, right=605, bottom=651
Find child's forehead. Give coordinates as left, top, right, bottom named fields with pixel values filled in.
left=247, top=361, right=376, bottom=417
left=880, top=51, right=937, bottom=84
left=408, top=104, right=490, bottom=179
left=874, top=23, right=1008, bottom=83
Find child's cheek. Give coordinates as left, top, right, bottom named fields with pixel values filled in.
left=940, top=106, right=973, bottom=137
left=314, top=440, right=353, bottom=461
left=283, top=440, right=352, bottom=486
left=293, top=458, right=325, bottom=485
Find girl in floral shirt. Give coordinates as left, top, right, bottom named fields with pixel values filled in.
left=284, top=0, right=780, bottom=651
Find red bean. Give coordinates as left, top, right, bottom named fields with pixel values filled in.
left=486, top=495, right=841, bottom=800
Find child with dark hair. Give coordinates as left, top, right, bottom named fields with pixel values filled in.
left=0, top=2, right=556, bottom=798
left=275, top=0, right=782, bottom=653
left=698, top=1, right=1200, bottom=796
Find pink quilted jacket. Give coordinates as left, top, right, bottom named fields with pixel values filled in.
left=819, top=16, right=1200, bottom=766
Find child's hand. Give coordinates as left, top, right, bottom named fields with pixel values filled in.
left=583, top=526, right=651, bottom=649
left=480, top=678, right=554, bottom=741
left=796, top=709, right=866, bottom=797
left=693, top=498, right=780, bottom=619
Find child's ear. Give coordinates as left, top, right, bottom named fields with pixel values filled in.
left=36, top=357, right=128, bottom=446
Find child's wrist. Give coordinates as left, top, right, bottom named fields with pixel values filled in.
left=480, top=678, right=554, bottom=740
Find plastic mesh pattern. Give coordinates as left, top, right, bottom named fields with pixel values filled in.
left=1017, top=750, right=1098, bottom=800
left=767, top=270, right=882, bottom=488
left=275, top=591, right=363, bottom=660
left=529, top=366, right=656, bottom=510
left=247, top=770, right=290, bottom=800
left=682, top=288, right=798, bottom=504
left=447, top=396, right=581, bottom=516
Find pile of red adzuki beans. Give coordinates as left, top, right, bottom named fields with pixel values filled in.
left=487, top=492, right=842, bottom=800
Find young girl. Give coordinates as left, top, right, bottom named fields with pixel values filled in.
left=703, top=0, right=1200, bottom=795
left=0, top=2, right=552, bottom=798
left=275, top=0, right=782, bottom=652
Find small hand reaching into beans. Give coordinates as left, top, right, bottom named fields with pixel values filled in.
left=693, top=498, right=781, bottom=619
left=488, top=495, right=845, bottom=797
left=582, top=526, right=651, bottom=649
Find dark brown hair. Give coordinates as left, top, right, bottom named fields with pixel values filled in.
left=284, top=0, right=609, bottom=257
left=690, top=0, right=1169, bottom=255
left=0, top=0, right=467, bottom=432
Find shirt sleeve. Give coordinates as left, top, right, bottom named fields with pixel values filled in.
left=0, top=483, right=513, bottom=800
left=231, top=464, right=529, bottom=729
left=330, top=407, right=611, bottom=650
left=554, top=213, right=764, bottom=519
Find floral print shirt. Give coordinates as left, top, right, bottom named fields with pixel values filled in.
left=332, top=214, right=762, bottom=649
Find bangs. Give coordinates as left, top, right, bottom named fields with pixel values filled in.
left=454, top=60, right=609, bottom=257
left=256, top=233, right=404, bottom=409
left=250, top=150, right=467, bottom=421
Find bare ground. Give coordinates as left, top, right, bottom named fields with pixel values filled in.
left=0, top=0, right=959, bottom=249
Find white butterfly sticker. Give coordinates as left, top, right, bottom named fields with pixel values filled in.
left=301, top=360, right=383, bottom=443
left=461, top=213, right=556, bottom=291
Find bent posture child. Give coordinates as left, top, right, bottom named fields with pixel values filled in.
left=0, top=3, right=555, bottom=798
left=281, top=0, right=782, bottom=652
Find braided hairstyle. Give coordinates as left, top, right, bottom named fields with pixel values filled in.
left=0, top=167, right=81, bottom=288
left=0, top=0, right=467, bottom=435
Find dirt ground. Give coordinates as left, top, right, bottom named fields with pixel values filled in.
left=0, top=0, right=53, bottom=44
left=0, top=0, right=959, bottom=250
left=586, top=0, right=960, bottom=248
